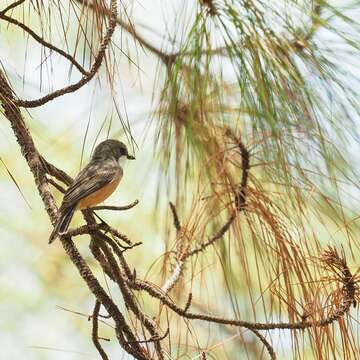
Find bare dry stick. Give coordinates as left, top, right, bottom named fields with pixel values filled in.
left=249, top=329, right=276, bottom=360
left=169, top=202, right=181, bottom=231
left=47, top=177, right=66, bottom=193
left=92, top=199, right=139, bottom=211
left=160, top=202, right=184, bottom=293
left=0, top=13, right=89, bottom=75
left=92, top=301, right=110, bottom=360
left=0, top=0, right=26, bottom=14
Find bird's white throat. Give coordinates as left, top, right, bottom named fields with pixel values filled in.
left=118, top=156, right=127, bottom=168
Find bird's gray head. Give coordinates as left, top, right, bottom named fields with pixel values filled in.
left=92, top=139, right=135, bottom=161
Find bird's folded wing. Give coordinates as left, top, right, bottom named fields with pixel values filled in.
left=60, top=165, right=117, bottom=209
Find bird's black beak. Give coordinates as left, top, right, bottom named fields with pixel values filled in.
left=127, top=154, right=135, bottom=160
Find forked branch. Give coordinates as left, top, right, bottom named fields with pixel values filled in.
left=162, top=134, right=250, bottom=293
left=4, top=0, right=117, bottom=108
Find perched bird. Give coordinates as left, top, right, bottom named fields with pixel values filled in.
left=48, top=139, right=135, bottom=243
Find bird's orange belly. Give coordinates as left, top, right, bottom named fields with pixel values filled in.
left=77, top=176, right=121, bottom=210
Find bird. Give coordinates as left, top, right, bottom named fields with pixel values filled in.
left=48, top=139, right=135, bottom=243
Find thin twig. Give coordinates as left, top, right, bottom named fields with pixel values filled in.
left=64, top=222, right=137, bottom=248
left=249, top=329, right=276, bottom=360
left=161, top=259, right=185, bottom=294
left=169, top=202, right=181, bottom=232
left=92, top=301, right=110, bottom=360
left=0, top=13, right=89, bottom=75
left=186, top=214, right=235, bottom=258
left=92, top=199, right=139, bottom=211
left=47, top=178, right=66, bottom=193
left=41, top=157, right=73, bottom=185
left=183, top=293, right=192, bottom=313
left=126, top=329, right=169, bottom=345
left=0, top=0, right=25, bottom=15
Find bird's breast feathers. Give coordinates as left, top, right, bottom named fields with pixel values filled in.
left=76, top=169, right=122, bottom=210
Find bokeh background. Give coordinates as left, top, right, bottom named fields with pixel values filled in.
left=1, top=1, right=360, bottom=359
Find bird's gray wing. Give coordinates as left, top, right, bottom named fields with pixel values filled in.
left=60, top=162, right=118, bottom=209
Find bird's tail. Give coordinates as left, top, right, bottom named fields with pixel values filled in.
left=48, top=205, right=76, bottom=244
